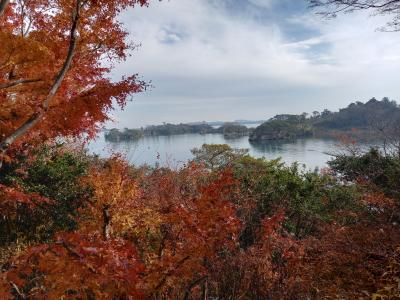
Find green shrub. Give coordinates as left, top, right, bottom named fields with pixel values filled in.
left=0, top=145, right=92, bottom=245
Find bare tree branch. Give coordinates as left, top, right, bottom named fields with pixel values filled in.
left=184, top=276, right=208, bottom=300
left=309, top=0, right=400, bottom=30
left=0, top=0, right=81, bottom=167
left=0, top=0, right=10, bottom=17
left=0, top=78, right=42, bottom=89
left=310, top=0, right=400, bottom=11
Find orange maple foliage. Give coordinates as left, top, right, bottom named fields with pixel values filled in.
left=210, top=210, right=308, bottom=299
left=79, top=156, right=142, bottom=240
left=136, top=166, right=242, bottom=297
left=79, top=159, right=242, bottom=297
left=0, top=158, right=244, bottom=298
left=0, top=0, right=149, bottom=164
left=0, top=183, right=52, bottom=210
left=0, top=232, right=146, bottom=299
left=302, top=221, right=400, bottom=298
left=2, top=149, right=400, bottom=298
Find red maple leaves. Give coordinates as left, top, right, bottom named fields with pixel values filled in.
left=0, top=0, right=149, bottom=164
left=2, top=232, right=145, bottom=299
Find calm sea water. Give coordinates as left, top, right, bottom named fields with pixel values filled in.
left=87, top=133, right=342, bottom=170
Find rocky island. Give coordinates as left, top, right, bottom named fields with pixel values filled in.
left=249, top=114, right=313, bottom=142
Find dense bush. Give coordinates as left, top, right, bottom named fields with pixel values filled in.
left=0, top=143, right=399, bottom=299
left=329, top=147, right=400, bottom=199
left=0, top=145, right=92, bottom=246
left=192, top=144, right=361, bottom=240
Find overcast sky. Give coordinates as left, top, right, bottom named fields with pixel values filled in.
left=107, top=0, right=400, bottom=128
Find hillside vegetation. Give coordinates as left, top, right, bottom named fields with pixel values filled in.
left=250, top=114, right=313, bottom=141
left=251, top=97, right=400, bottom=141
left=1, top=142, right=400, bottom=298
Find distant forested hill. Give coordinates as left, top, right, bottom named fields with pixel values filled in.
left=250, top=98, right=400, bottom=142
left=313, top=97, right=400, bottom=131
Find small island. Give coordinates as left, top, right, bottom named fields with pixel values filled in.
left=218, top=122, right=250, bottom=138
left=105, top=122, right=254, bottom=141
left=249, top=114, right=313, bottom=141
left=105, top=128, right=143, bottom=142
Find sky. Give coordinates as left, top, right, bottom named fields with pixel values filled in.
left=106, top=0, right=400, bottom=128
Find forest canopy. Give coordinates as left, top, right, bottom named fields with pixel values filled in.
left=251, top=97, right=400, bottom=141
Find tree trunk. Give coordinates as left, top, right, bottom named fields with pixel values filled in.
left=201, top=279, right=209, bottom=300
left=0, top=0, right=81, bottom=169
left=0, top=0, right=10, bottom=17
left=102, top=204, right=111, bottom=240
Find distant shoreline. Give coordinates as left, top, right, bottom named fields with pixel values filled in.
left=105, top=98, right=400, bottom=144
left=104, top=122, right=257, bottom=142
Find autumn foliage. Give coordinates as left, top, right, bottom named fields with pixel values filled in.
left=2, top=0, right=400, bottom=299
left=0, top=143, right=399, bottom=299
left=1, top=232, right=145, bottom=299
left=0, top=153, right=243, bottom=298
left=0, top=0, right=148, bottom=164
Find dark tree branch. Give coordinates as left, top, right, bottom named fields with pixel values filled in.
left=0, top=78, right=42, bottom=89
left=310, top=0, right=400, bottom=11
left=184, top=276, right=208, bottom=300
left=0, top=0, right=10, bottom=17
left=309, top=0, right=400, bottom=30
left=154, top=256, right=191, bottom=292
left=102, top=204, right=111, bottom=240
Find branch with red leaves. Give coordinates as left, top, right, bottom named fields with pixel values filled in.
left=0, top=0, right=81, bottom=168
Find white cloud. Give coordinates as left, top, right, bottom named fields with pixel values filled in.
left=108, top=0, right=400, bottom=127
left=247, top=0, right=275, bottom=9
